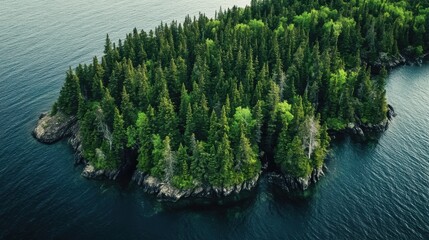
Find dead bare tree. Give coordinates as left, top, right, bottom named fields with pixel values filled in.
left=300, top=116, right=320, bottom=159
left=94, top=107, right=113, bottom=150
left=163, top=138, right=176, bottom=184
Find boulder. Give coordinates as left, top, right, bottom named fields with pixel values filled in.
left=387, top=104, right=397, bottom=120
left=142, top=175, right=162, bottom=195
left=33, top=112, right=77, bottom=143
left=192, top=186, right=204, bottom=197
left=158, top=184, right=188, bottom=202
left=81, top=164, right=119, bottom=180
left=132, top=171, right=146, bottom=185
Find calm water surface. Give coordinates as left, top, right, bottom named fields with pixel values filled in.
left=0, top=1, right=428, bottom=239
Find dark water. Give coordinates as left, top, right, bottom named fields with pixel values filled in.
left=1, top=1, right=428, bottom=239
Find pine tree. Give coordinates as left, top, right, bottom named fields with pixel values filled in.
left=151, top=134, right=164, bottom=178
left=130, top=112, right=153, bottom=172
left=236, top=131, right=259, bottom=180
left=120, top=87, right=136, bottom=127
left=178, top=84, right=190, bottom=131
left=189, top=134, right=204, bottom=183
left=101, top=89, right=116, bottom=129
left=218, top=133, right=234, bottom=186
left=192, top=94, right=210, bottom=140
left=135, top=64, right=150, bottom=110
left=157, top=95, right=179, bottom=147
left=176, top=144, right=189, bottom=178
left=111, top=107, right=126, bottom=169
left=184, top=103, right=195, bottom=145
left=57, top=68, right=82, bottom=116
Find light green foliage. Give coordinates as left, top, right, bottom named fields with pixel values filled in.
left=248, top=19, right=265, bottom=30
left=326, top=117, right=346, bottom=131
left=234, top=23, right=250, bottom=32
left=275, top=101, right=294, bottom=125
left=128, top=112, right=153, bottom=172
left=231, top=107, right=256, bottom=139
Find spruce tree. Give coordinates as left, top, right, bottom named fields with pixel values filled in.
left=57, top=68, right=82, bottom=116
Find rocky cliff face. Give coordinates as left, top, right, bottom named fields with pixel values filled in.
left=132, top=171, right=260, bottom=202
left=32, top=112, right=77, bottom=143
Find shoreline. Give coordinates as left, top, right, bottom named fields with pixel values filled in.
left=32, top=111, right=328, bottom=202
left=32, top=59, right=419, bottom=202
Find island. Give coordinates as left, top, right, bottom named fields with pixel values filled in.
left=33, top=0, right=428, bottom=201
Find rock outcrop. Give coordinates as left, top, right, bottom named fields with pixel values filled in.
left=331, top=104, right=396, bottom=141
left=81, top=164, right=120, bottom=180
left=32, top=112, right=77, bottom=143
left=373, top=53, right=406, bottom=69
left=34, top=112, right=121, bottom=179
left=268, top=167, right=324, bottom=192
left=372, top=51, right=429, bottom=70
left=387, top=104, right=397, bottom=120
left=132, top=171, right=260, bottom=202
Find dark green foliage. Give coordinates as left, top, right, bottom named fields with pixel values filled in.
left=57, top=68, right=82, bottom=116
left=127, top=112, right=153, bottom=172
left=110, top=107, right=126, bottom=169
left=54, top=0, right=428, bottom=186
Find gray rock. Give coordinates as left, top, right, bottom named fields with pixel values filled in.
left=33, top=112, right=77, bottom=143
left=132, top=171, right=146, bottom=185
left=142, top=175, right=162, bottom=195
left=361, top=119, right=388, bottom=133
left=234, top=183, right=243, bottom=194
left=158, top=184, right=187, bottom=202
left=192, top=186, right=204, bottom=197
left=374, top=53, right=406, bottom=68
left=134, top=173, right=260, bottom=201
left=81, top=164, right=119, bottom=180
left=223, top=186, right=234, bottom=196
left=387, top=104, right=397, bottom=120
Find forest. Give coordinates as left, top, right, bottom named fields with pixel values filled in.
left=52, top=0, right=428, bottom=190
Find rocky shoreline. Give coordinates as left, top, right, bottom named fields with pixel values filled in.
left=329, top=104, right=396, bottom=141
left=133, top=171, right=260, bottom=202
left=372, top=51, right=429, bottom=70
left=267, top=167, right=325, bottom=192
left=32, top=102, right=395, bottom=201
left=32, top=111, right=261, bottom=201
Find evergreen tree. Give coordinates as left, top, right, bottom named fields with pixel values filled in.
left=57, top=68, right=82, bottom=116
left=236, top=131, right=259, bottom=180
left=110, top=107, right=126, bottom=169
left=218, top=133, right=234, bottom=186
left=157, top=95, right=179, bottom=147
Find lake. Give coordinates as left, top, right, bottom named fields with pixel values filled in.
left=0, top=0, right=428, bottom=239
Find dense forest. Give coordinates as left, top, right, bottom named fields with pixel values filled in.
left=52, top=0, right=428, bottom=190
